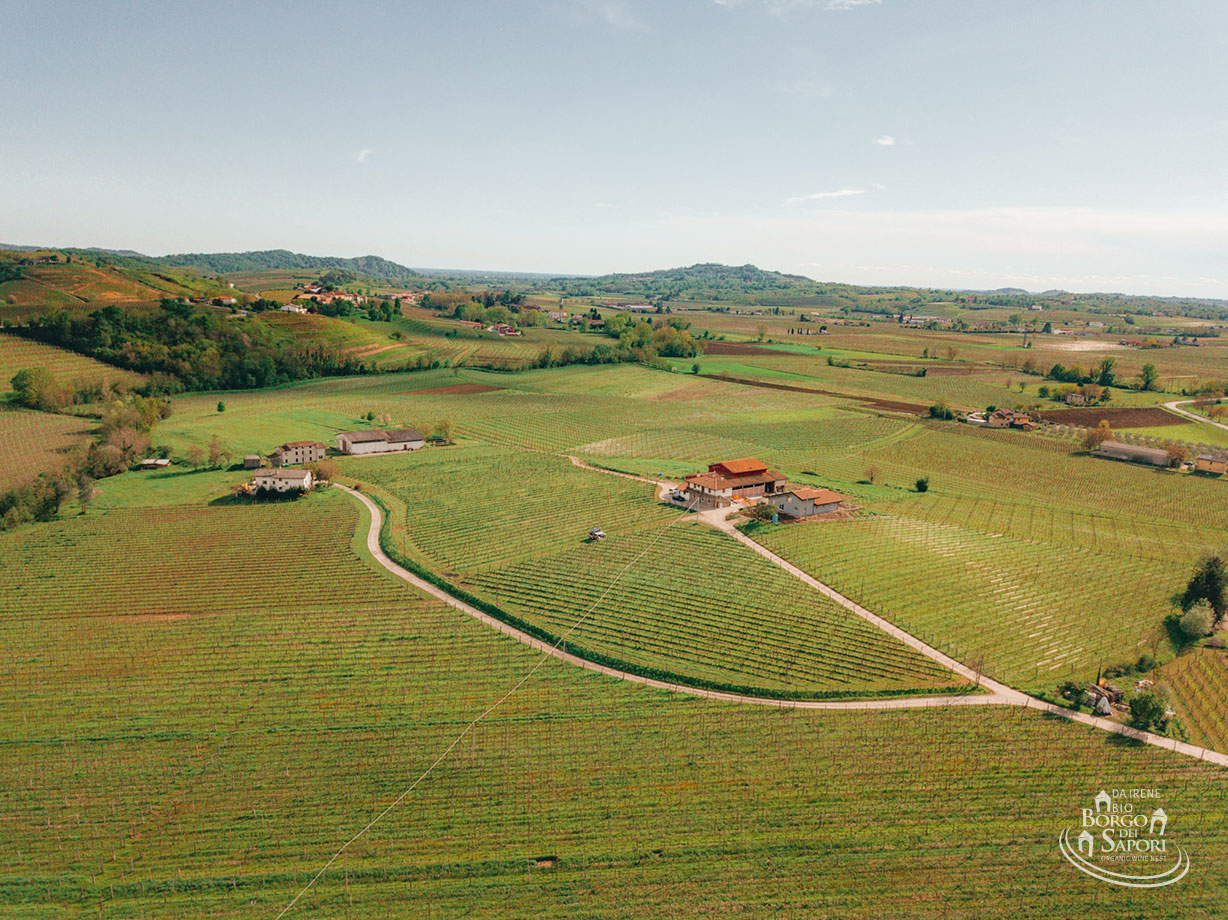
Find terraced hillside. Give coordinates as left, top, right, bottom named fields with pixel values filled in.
left=1, top=488, right=1226, bottom=918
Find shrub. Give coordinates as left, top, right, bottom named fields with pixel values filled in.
left=928, top=403, right=955, bottom=421
left=1129, top=691, right=1168, bottom=731
left=915, top=477, right=930, bottom=493
left=1179, top=602, right=1215, bottom=641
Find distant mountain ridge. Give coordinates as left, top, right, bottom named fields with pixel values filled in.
left=146, top=249, right=421, bottom=284
left=592, top=262, right=813, bottom=287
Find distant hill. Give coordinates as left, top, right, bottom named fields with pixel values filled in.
left=0, top=247, right=230, bottom=320
left=554, top=262, right=827, bottom=304
left=146, top=249, right=421, bottom=285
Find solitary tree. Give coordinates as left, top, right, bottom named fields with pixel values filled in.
left=433, top=418, right=454, bottom=441
left=77, top=476, right=95, bottom=515
left=217, top=400, right=226, bottom=413
left=1182, top=553, right=1226, bottom=622
left=186, top=445, right=205, bottom=469
left=1096, top=356, right=1117, bottom=387
left=1139, top=362, right=1160, bottom=392
left=865, top=465, right=881, bottom=485
left=915, top=477, right=930, bottom=493
left=208, top=435, right=223, bottom=469
left=1083, top=420, right=1113, bottom=451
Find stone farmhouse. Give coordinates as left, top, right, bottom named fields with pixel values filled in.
left=1194, top=454, right=1227, bottom=475
left=683, top=458, right=786, bottom=509
left=987, top=408, right=1038, bottom=431
left=768, top=487, right=850, bottom=519
left=336, top=428, right=426, bottom=455
left=253, top=468, right=313, bottom=492
left=270, top=440, right=327, bottom=466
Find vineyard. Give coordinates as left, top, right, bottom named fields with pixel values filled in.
left=1, top=489, right=1227, bottom=917
left=757, top=515, right=1181, bottom=691
left=0, top=332, right=146, bottom=392
left=0, top=406, right=95, bottom=490
left=1161, top=648, right=1228, bottom=753
left=352, top=445, right=679, bottom=572
left=464, top=521, right=963, bottom=695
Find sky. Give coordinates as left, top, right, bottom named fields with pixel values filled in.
left=2, top=0, right=1226, bottom=296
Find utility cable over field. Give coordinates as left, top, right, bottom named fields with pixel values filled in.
left=275, top=488, right=702, bottom=918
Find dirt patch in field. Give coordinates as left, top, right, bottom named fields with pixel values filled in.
left=697, top=373, right=928, bottom=415
left=404, top=383, right=505, bottom=396
left=1035, top=407, right=1182, bottom=428
left=347, top=343, right=410, bottom=358
left=701, top=341, right=794, bottom=356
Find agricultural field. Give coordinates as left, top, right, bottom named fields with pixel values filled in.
left=0, top=407, right=95, bottom=491
left=0, top=333, right=145, bottom=393
left=1159, top=646, right=1228, bottom=754
left=149, top=363, right=1228, bottom=700
left=2, top=488, right=1227, bottom=917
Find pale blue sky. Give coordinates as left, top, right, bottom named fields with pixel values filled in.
left=3, top=0, right=1226, bottom=295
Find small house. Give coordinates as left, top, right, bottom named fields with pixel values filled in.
left=138, top=458, right=171, bottom=470
left=1065, top=392, right=1087, bottom=406
left=1194, top=454, right=1227, bottom=475
left=768, top=487, right=850, bottom=518
left=253, top=468, right=313, bottom=492
left=243, top=454, right=262, bottom=470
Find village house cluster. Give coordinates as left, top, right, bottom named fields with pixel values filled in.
left=681, top=458, right=850, bottom=519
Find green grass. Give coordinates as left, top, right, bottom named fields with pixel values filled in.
left=1, top=490, right=1227, bottom=917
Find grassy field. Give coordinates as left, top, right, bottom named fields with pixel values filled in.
left=0, top=333, right=145, bottom=392
left=0, top=407, right=95, bottom=491
left=2, top=488, right=1227, bottom=917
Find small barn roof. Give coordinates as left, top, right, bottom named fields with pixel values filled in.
left=387, top=428, right=425, bottom=442
left=788, top=487, right=849, bottom=504
left=339, top=430, right=390, bottom=443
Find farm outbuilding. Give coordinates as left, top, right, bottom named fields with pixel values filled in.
left=252, top=468, right=313, bottom=492
left=1093, top=441, right=1171, bottom=467
left=336, top=428, right=425, bottom=455
left=768, top=487, right=849, bottom=519
left=243, top=454, right=262, bottom=469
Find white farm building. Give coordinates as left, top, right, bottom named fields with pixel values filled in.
left=253, top=468, right=313, bottom=492
left=336, top=428, right=426, bottom=455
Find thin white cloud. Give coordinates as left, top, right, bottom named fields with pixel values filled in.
left=354, top=148, right=374, bottom=164
left=773, top=79, right=835, bottom=99
left=824, top=0, right=882, bottom=10
left=573, top=1, right=648, bottom=31
left=874, top=135, right=896, bottom=146
left=785, top=188, right=866, bottom=205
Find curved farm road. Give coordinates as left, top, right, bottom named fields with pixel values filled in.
left=1164, top=399, right=1228, bottom=433
left=337, top=483, right=1228, bottom=766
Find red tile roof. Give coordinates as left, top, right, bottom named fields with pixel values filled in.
left=685, top=472, right=734, bottom=491
left=711, top=457, right=769, bottom=476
